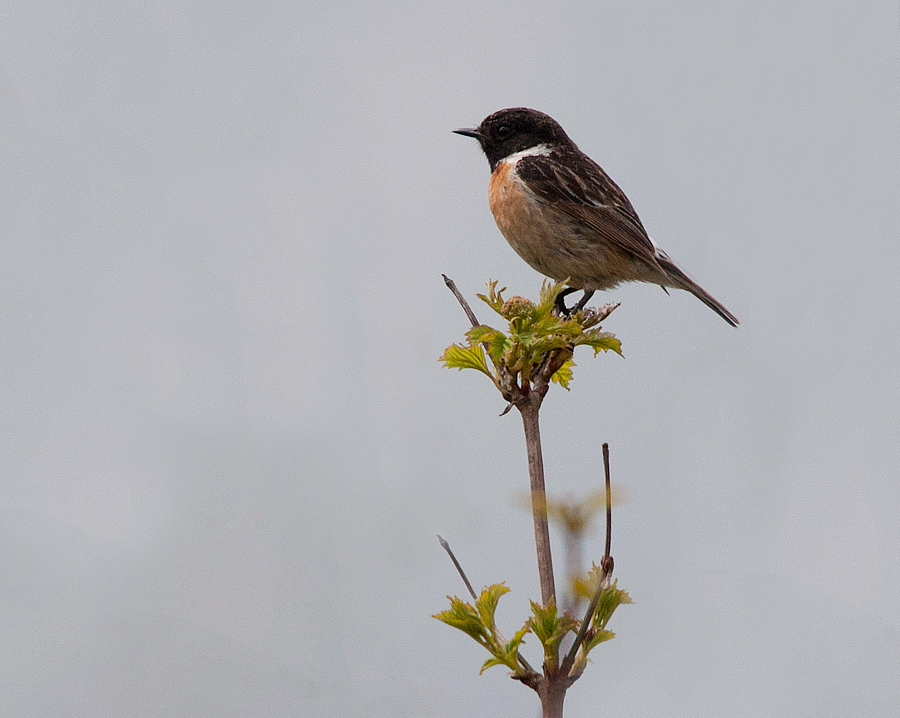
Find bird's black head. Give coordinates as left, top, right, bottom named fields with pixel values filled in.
left=453, top=108, right=576, bottom=171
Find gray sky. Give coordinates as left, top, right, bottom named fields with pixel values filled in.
left=2, top=2, right=898, bottom=716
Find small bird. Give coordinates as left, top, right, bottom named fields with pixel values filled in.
left=454, top=108, right=739, bottom=326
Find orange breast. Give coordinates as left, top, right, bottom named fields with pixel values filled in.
left=488, top=162, right=526, bottom=233
left=487, top=160, right=578, bottom=283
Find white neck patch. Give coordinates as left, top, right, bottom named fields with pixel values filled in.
left=501, top=143, right=553, bottom=166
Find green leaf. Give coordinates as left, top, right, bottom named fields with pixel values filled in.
left=535, top=316, right=581, bottom=338
left=551, top=358, right=575, bottom=389
left=468, top=325, right=510, bottom=364
left=528, top=600, right=558, bottom=645
left=479, top=656, right=511, bottom=674
left=537, top=279, right=569, bottom=314
left=527, top=600, right=577, bottom=670
left=433, top=596, right=489, bottom=643
left=576, top=331, right=623, bottom=356
left=466, top=324, right=501, bottom=344
left=476, top=280, right=507, bottom=315
left=592, top=580, right=632, bottom=630
left=475, top=583, right=510, bottom=635
left=504, top=624, right=530, bottom=655
left=440, top=343, right=493, bottom=377
left=583, top=627, right=616, bottom=654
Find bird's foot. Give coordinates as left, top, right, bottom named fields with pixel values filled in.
left=554, top=288, right=594, bottom=317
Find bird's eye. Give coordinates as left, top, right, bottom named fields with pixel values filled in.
left=497, top=125, right=511, bottom=139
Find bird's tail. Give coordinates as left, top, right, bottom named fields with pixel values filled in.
left=657, top=256, right=740, bottom=327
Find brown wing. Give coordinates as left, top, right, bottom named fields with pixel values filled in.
left=516, top=149, right=664, bottom=270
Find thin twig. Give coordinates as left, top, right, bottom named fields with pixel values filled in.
left=443, top=275, right=503, bottom=384
left=437, top=535, right=477, bottom=601
left=603, top=442, right=612, bottom=560
left=442, top=274, right=480, bottom=329
left=561, top=566, right=610, bottom=679
left=560, top=443, right=615, bottom=677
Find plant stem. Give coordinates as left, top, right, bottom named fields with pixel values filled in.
left=518, top=396, right=556, bottom=608
left=603, top=442, right=612, bottom=560
left=539, top=678, right=566, bottom=718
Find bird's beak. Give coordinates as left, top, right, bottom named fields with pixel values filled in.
left=452, top=127, right=481, bottom=139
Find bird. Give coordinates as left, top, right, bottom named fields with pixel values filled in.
left=453, top=107, right=739, bottom=326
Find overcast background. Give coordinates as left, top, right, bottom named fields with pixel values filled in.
left=2, top=2, right=898, bottom=716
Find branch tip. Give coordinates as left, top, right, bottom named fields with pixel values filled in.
left=442, top=273, right=481, bottom=329
left=438, top=534, right=478, bottom=601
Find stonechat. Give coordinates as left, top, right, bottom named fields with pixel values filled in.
left=454, top=107, right=739, bottom=326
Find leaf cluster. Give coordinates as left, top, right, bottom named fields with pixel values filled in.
left=527, top=600, right=577, bottom=674
left=568, top=567, right=633, bottom=679
left=433, top=584, right=530, bottom=678
left=441, top=280, right=621, bottom=392
left=434, top=577, right=630, bottom=681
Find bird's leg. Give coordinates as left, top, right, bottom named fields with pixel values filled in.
left=571, top=289, right=595, bottom=314
left=554, top=287, right=581, bottom=315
